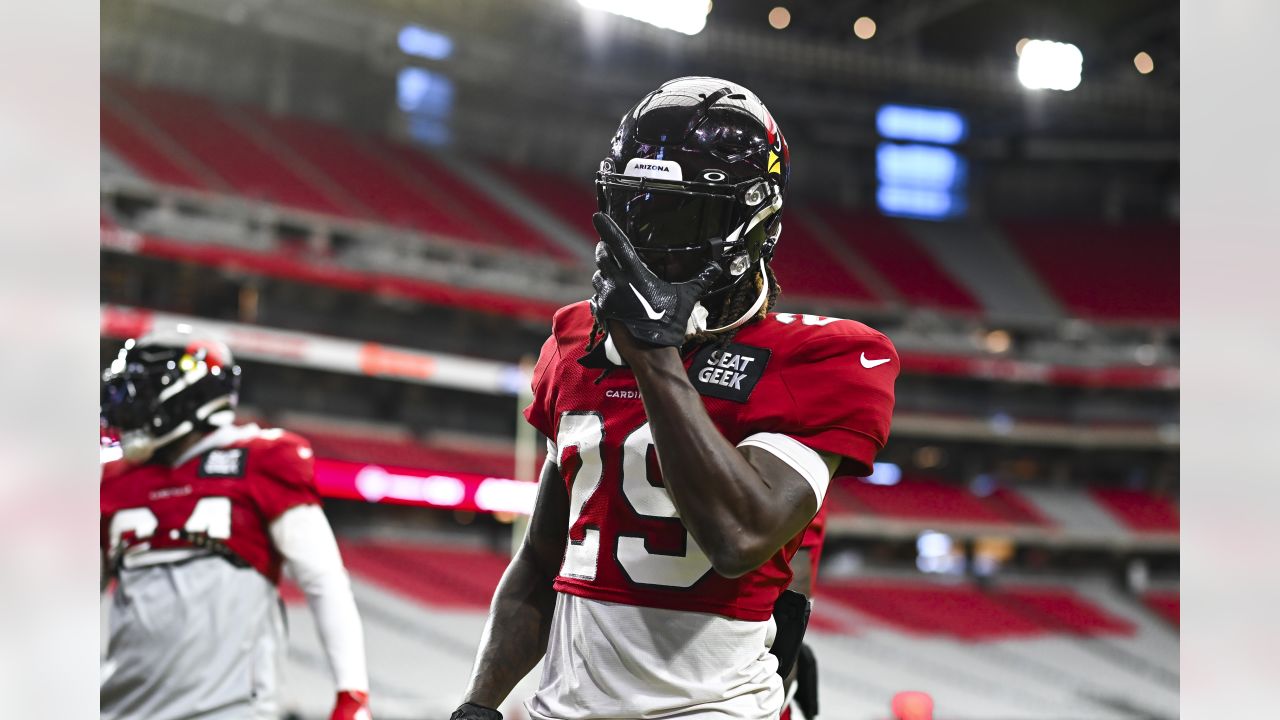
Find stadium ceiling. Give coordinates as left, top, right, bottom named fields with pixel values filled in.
left=105, top=0, right=1179, bottom=207
left=708, top=0, right=1178, bottom=85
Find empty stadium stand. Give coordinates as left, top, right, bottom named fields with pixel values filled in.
left=818, top=579, right=1133, bottom=640
left=1090, top=488, right=1179, bottom=533
left=769, top=212, right=882, bottom=305
left=303, top=428, right=516, bottom=478
left=102, top=78, right=576, bottom=260
left=107, top=81, right=348, bottom=214
left=812, top=206, right=982, bottom=313
left=489, top=162, right=598, bottom=245
left=248, top=111, right=478, bottom=241
left=338, top=540, right=510, bottom=610
left=1143, top=591, right=1179, bottom=627
left=900, top=219, right=1065, bottom=322
left=1003, top=221, right=1178, bottom=322
left=100, top=79, right=1183, bottom=330
left=373, top=139, right=576, bottom=260
left=257, top=548, right=1179, bottom=720
left=831, top=476, right=1050, bottom=526
left=101, top=100, right=209, bottom=190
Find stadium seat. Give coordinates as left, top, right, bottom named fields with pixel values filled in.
left=1142, top=591, right=1179, bottom=627
left=300, top=427, right=516, bottom=478
left=101, top=100, right=209, bottom=190
left=819, top=580, right=1133, bottom=640
left=813, top=206, right=981, bottom=312
left=769, top=212, right=881, bottom=304
left=1089, top=488, right=1179, bottom=533
left=109, top=82, right=348, bottom=215
left=246, top=111, right=477, bottom=239
left=837, top=476, right=1049, bottom=525
left=1003, top=221, right=1178, bottom=321
left=338, top=540, right=510, bottom=610
left=376, top=140, right=578, bottom=260
left=489, top=162, right=599, bottom=244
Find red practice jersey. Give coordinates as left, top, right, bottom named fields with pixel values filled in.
left=525, top=302, right=897, bottom=621
left=100, top=424, right=321, bottom=583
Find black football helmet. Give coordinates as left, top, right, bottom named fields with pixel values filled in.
left=101, top=328, right=240, bottom=463
left=596, top=76, right=789, bottom=327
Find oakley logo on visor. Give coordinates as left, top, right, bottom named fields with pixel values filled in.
left=624, top=158, right=683, bottom=181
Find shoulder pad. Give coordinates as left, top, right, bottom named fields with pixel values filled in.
left=551, top=301, right=595, bottom=347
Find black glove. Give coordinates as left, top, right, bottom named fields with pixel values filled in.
left=590, top=212, right=722, bottom=348
left=449, top=702, right=502, bottom=720
left=795, top=642, right=819, bottom=719
left=770, top=589, right=811, bottom=678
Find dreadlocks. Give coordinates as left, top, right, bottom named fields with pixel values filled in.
left=585, top=264, right=782, bottom=356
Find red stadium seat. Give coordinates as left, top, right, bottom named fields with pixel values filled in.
left=247, top=112, right=475, bottom=238
left=338, top=540, right=509, bottom=610
left=490, top=162, right=599, bottom=244
left=1143, top=591, right=1179, bottom=627
left=838, top=476, right=1048, bottom=526
left=813, top=207, right=980, bottom=312
left=770, top=213, right=881, bottom=304
left=301, top=428, right=515, bottom=478
left=109, top=82, right=350, bottom=215
left=101, top=100, right=209, bottom=190
left=819, top=580, right=1133, bottom=640
left=380, top=140, right=577, bottom=260
left=1004, top=221, right=1178, bottom=322
left=1090, top=488, right=1179, bottom=533
left=999, top=587, right=1136, bottom=636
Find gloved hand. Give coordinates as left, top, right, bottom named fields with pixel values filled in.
left=449, top=702, right=503, bottom=720
left=330, top=690, right=371, bottom=720
left=589, top=212, right=722, bottom=348
left=891, top=690, right=934, bottom=720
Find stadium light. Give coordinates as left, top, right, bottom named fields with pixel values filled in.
left=397, top=67, right=453, bottom=114
left=876, top=143, right=966, bottom=190
left=861, top=462, right=902, bottom=486
left=1017, top=39, right=1083, bottom=91
left=398, top=67, right=454, bottom=146
left=877, top=185, right=959, bottom=220
left=853, top=16, right=876, bottom=40
left=916, top=531, right=963, bottom=574
left=577, top=0, right=711, bottom=36
left=877, top=104, right=967, bottom=145
left=768, top=6, right=791, bottom=30
left=1134, top=51, right=1154, bottom=74
left=398, top=24, right=453, bottom=60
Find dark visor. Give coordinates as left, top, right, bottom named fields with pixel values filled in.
left=598, top=181, right=738, bottom=253
left=101, top=374, right=160, bottom=431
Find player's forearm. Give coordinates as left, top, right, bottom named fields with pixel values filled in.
left=628, top=347, right=785, bottom=575
left=461, top=543, right=559, bottom=708
left=271, top=506, right=369, bottom=691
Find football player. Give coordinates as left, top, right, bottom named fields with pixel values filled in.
left=451, top=77, right=897, bottom=720
left=100, top=330, right=372, bottom=720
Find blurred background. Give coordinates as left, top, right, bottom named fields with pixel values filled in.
left=99, top=1, right=1178, bottom=718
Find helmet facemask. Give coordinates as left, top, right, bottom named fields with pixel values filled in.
left=595, top=171, right=783, bottom=296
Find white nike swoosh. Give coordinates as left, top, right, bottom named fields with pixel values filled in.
left=860, top=352, right=891, bottom=369
left=630, top=283, right=665, bottom=320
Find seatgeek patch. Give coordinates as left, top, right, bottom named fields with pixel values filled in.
left=687, top=343, right=770, bottom=403
left=198, top=448, right=248, bottom=478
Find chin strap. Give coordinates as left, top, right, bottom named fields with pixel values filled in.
left=694, top=259, right=770, bottom=336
